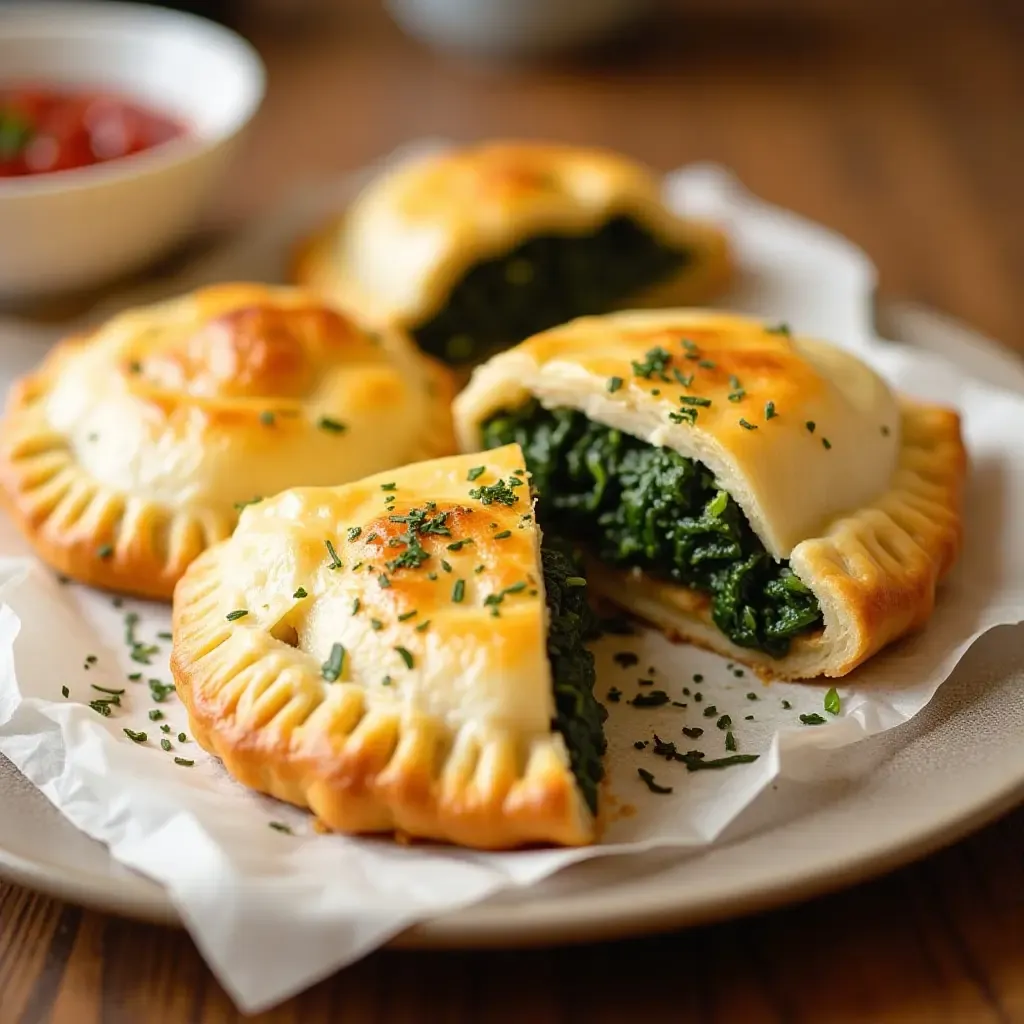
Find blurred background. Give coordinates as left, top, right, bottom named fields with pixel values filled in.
left=4, top=0, right=1022, bottom=348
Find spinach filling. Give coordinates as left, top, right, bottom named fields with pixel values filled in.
left=486, top=404, right=824, bottom=658
left=413, top=215, right=691, bottom=365
left=542, top=540, right=606, bottom=815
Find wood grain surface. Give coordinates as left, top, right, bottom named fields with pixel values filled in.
left=2, top=2, right=1024, bottom=1021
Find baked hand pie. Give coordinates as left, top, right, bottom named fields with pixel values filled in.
left=454, top=310, right=966, bottom=679
left=0, top=283, right=456, bottom=600
left=171, top=445, right=605, bottom=849
left=293, top=141, right=731, bottom=366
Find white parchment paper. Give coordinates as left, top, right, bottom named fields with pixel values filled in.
left=0, top=156, right=1023, bottom=1013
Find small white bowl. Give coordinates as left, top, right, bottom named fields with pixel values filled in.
left=0, top=1, right=265, bottom=301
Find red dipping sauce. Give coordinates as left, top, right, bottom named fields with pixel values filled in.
left=0, top=84, right=187, bottom=179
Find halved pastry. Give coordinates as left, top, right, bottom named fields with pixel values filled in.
left=294, top=141, right=731, bottom=366
left=454, top=310, right=966, bottom=679
left=171, top=445, right=605, bottom=849
left=0, top=283, right=456, bottom=600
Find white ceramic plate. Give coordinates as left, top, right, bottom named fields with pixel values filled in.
left=0, top=301, right=1022, bottom=946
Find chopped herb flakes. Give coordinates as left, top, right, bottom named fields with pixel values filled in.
left=395, top=646, right=414, bottom=670
left=177, top=733, right=187, bottom=743
left=565, top=576, right=587, bottom=587
left=149, top=679, right=175, bottom=703
left=806, top=421, right=816, bottom=434
left=259, top=410, right=276, bottom=426
left=378, top=574, right=391, bottom=589
left=606, top=687, right=622, bottom=703
left=234, top=496, right=263, bottom=511
left=381, top=482, right=397, bottom=491
left=292, top=587, right=308, bottom=600
left=824, top=686, right=841, bottom=715
left=493, top=530, right=512, bottom=540
left=822, top=438, right=832, bottom=450
left=97, top=544, right=114, bottom=560
left=397, top=610, right=417, bottom=621
left=800, top=713, right=827, bottom=726
left=322, top=643, right=346, bottom=682
left=226, top=609, right=248, bottom=621
left=452, top=579, right=466, bottom=602
left=370, top=619, right=383, bottom=631
left=703, top=705, right=718, bottom=718
left=148, top=709, right=164, bottom=721
left=269, top=821, right=293, bottom=834
left=765, top=401, right=777, bottom=420
left=728, top=390, right=746, bottom=403
left=61, top=686, right=69, bottom=698
left=317, top=416, right=346, bottom=433
left=325, top=539, right=343, bottom=569
left=347, top=527, right=362, bottom=542
left=631, top=347, right=673, bottom=380
left=174, top=758, right=194, bottom=767
left=782, top=699, right=793, bottom=710
left=123, top=729, right=147, bottom=744
left=447, top=539, right=473, bottom=552
left=91, top=685, right=124, bottom=696
left=415, top=619, right=431, bottom=633
left=607, top=376, right=624, bottom=393
left=466, top=466, right=486, bottom=481
left=629, top=690, right=670, bottom=707
left=161, top=738, right=172, bottom=752
left=766, top=322, right=792, bottom=336
left=716, top=714, right=732, bottom=730
left=637, top=768, right=673, bottom=794
left=738, top=418, right=757, bottom=430
left=686, top=753, right=759, bottom=771
left=682, top=727, right=704, bottom=739
left=746, top=691, right=759, bottom=701
left=613, top=651, right=639, bottom=669
left=725, top=732, right=737, bottom=751
left=468, top=479, right=520, bottom=506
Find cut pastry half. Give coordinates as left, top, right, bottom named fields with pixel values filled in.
left=454, top=310, right=966, bottom=679
left=0, top=283, right=456, bottom=600
left=171, top=445, right=605, bottom=849
left=294, top=140, right=731, bottom=366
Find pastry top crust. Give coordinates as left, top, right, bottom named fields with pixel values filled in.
left=454, top=309, right=901, bottom=559
left=172, top=445, right=594, bottom=848
left=207, top=443, right=551, bottom=731
left=295, top=141, right=728, bottom=328
left=9, top=283, right=455, bottom=519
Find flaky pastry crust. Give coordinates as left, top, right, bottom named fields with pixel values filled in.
left=0, top=284, right=457, bottom=600
left=171, top=445, right=594, bottom=849
left=454, top=310, right=966, bottom=679
left=293, top=141, right=732, bottom=331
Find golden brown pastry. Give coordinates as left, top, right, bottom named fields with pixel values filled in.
left=294, top=141, right=731, bottom=366
left=454, top=310, right=966, bottom=679
left=0, top=283, right=456, bottom=600
left=172, top=444, right=604, bottom=849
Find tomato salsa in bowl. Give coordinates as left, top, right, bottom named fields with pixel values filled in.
left=0, top=2, right=264, bottom=300
left=0, top=84, right=188, bottom=180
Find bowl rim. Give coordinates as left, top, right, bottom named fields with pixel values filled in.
left=0, top=0, right=266, bottom=200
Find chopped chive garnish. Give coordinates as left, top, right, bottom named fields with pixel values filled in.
left=174, top=758, right=194, bottom=767
left=447, top=539, right=473, bottom=551
left=607, top=376, right=624, bottom=393
left=565, top=576, right=587, bottom=587
left=683, top=727, right=704, bottom=739
left=678, top=395, right=712, bottom=407
left=395, top=646, right=414, bottom=670
left=123, top=728, right=147, bottom=743
left=325, top=540, right=343, bottom=569
left=452, top=579, right=465, bottom=603
left=415, top=619, right=431, bottom=633
left=347, top=527, right=362, bottom=541
left=293, top=587, right=308, bottom=599
left=698, top=359, right=716, bottom=369
left=322, top=643, right=346, bottom=682
left=738, top=418, right=757, bottom=430
left=160, top=724, right=171, bottom=734
left=378, top=573, right=391, bottom=589
left=90, top=684, right=124, bottom=696
left=317, top=416, right=346, bottom=433
left=161, top=738, right=172, bottom=752
left=259, top=411, right=276, bottom=426
left=747, top=691, right=759, bottom=701
left=766, top=322, right=792, bottom=336
left=128, top=672, right=142, bottom=682
left=178, top=733, right=187, bottom=743
left=148, top=709, right=164, bottom=721
left=381, top=482, right=396, bottom=491
left=800, top=713, right=827, bottom=726
left=61, top=685, right=69, bottom=698
left=351, top=597, right=360, bottom=614
left=637, top=768, right=673, bottom=794
left=269, top=821, right=292, bottom=834
left=782, top=699, right=793, bottom=710
left=805, top=421, right=816, bottom=433
left=673, top=368, right=694, bottom=387
left=440, top=559, right=452, bottom=573
left=397, top=610, right=417, bottom=621
left=467, top=466, right=486, bottom=481
left=370, top=618, right=383, bottom=631
left=157, top=631, right=172, bottom=641
left=97, top=544, right=114, bottom=560
left=226, top=609, right=248, bottom=621
left=728, top=391, right=745, bottom=402
left=765, top=401, right=777, bottom=420
left=822, top=438, right=832, bottom=450
left=149, top=679, right=175, bottom=703
left=493, top=530, right=512, bottom=540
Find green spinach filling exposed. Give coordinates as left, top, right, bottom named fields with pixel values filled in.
left=542, top=540, right=606, bottom=815
left=487, top=404, right=824, bottom=658
left=413, top=215, right=691, bottom=365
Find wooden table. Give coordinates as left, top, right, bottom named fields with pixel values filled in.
left=3, top=3, right=1024, bottom=1020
